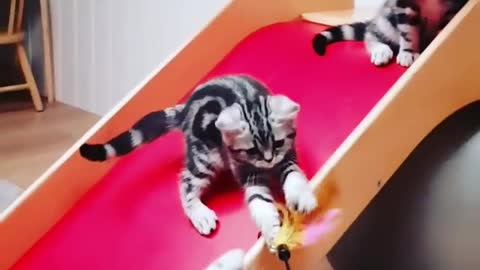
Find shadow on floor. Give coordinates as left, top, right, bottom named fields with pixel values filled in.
left=0, top=180, right=23, bottom=212
left=328, top=101, right=480, bottom=270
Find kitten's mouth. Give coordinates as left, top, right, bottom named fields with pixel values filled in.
left=256, top=159, right=277, bottom=169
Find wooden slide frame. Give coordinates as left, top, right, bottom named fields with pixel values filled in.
left=245, top=0, right=480, bottom=269
left=0, top=0, right=478, bottom=268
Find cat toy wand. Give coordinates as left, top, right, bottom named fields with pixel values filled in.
left=205, top=182, right=341, bottom=270
left=270, top=201, right=341, bottom=270
left=277, top=244, right=292, bottom=270
left=267, top=180, right=342, bottom=270
left=204, top=206, right=341, bottom=270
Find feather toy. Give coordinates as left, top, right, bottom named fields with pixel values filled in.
left=206, top=180, right=341, bottom=270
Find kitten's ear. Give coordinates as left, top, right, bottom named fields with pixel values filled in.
left=268, top=94, right=300, bottom=124
left=215, top=105, right=248, bottom=136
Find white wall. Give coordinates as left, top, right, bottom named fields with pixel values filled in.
left=50, top=0, right=230, bottom=115
left=50, top=0, right=384, bottom=116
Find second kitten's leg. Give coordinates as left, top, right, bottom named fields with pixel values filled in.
left=365, top=32, right=395, bottom=66
left=395, top=3, right=421, bottom=67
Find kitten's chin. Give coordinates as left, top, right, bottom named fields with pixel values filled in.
left=254, top=161, right=276, bottom=169
left=253, top=155, right=284, bottom=169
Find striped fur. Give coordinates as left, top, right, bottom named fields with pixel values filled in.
left=79, top=75, right=318, bottom=247
left=79, top=104, right=185, bottom=161
left=312, top=0, right=468, bottom=67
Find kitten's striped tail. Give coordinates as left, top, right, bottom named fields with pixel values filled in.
left=79, top=104, right=185, bottom=162
left=312, top=22, right=367, bottom=55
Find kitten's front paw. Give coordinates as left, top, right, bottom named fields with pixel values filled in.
left=263, top=224, right=281, bottom=253
left=397, top=50, right=419, bottom=67
left=370, top=44, right=394, bottom=66
left=188, top=201, right=218, bottom=235
left=286, top=187, right=318, bottom=214
left=250, top=202, right=281, bottom=252
left=284, top=172, right=318, bottom=214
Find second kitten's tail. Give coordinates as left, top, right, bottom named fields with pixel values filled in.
left=79, top=104, right=186, bottom=162
left=312, top=22, right=367, bottom=55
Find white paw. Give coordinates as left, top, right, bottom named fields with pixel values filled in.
left=188, top=201, right=218, bottom=235
left=250, top=201, right=281, bottom=252
left=284, top=172, right=318, bottom=214
left=396, top=50, right=419, bottom=67
left=370, top=44, right=394, bottom=66
left=264, top=224, right=281, bottom=253
left=206, top=249, right=245, bottom=270
left=286, top=187, right=318, bottom=214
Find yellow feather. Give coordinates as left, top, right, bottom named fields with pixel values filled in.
left=271, top=179, right=338, bottom=251
left=271, top=204, right=306, bottom=250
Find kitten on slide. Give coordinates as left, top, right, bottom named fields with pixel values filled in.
left=80, top=75, right=318, bottom=248
left=312, top=0, right=468, bottom=67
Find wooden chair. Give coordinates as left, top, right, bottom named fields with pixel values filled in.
left=1, top=0, right=44, bottom=111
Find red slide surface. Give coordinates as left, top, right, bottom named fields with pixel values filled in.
left=13, top=20, right=405, bottom=269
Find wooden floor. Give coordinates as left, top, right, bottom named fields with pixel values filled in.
left=0, top=93, right=99, bottom=189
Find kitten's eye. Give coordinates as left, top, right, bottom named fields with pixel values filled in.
left=286, top=132, right=296, bottom=139
left=246, top=148, right=260, bottom=156
left=228, top=147, right=243, bottom=154
left=273, top=139, right=285, bottom=148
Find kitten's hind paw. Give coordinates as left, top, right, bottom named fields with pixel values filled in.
left=370, top=44, right=393, bottom=66
left=312, top=34, right=328, bottom=55
left=397, top=50, right=419, bottom=67
left=188, top=201, right=218, bottom=235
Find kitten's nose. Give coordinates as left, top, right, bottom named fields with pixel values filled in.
left=264, top=151, right=273, bottom=162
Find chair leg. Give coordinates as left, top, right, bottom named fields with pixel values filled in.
left=17, top=44, right=44, bottom=112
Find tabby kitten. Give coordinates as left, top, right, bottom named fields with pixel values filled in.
left=312, top=0, right=467, bottom=67
left=79, top=75, right=318, bottom=247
